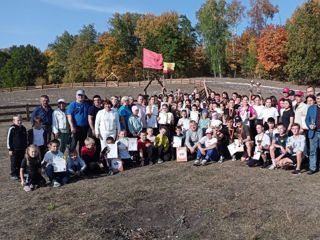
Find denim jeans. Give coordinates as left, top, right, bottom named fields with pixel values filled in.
left=196, top=145, right=220, bottom=162
left=309, top=131, right=320, bottom=171
left=46, top=165, right=69, bottom=184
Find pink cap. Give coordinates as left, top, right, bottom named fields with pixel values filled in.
left=295, top=91, right=304, bottom=97
left=282, top=87, right=289, bottom=93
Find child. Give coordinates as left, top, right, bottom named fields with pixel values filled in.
left=128, top=106, right=143, bottom=137
left=27, top=116, right=47, bottom=159
left=154, top=127, right=171, bottom=163
left=146, top=128, right=155, bottom=143
left=194, top=128, right=219, bottom=166
left=171, top=126, right=185, bottom=161
left=177, top=110, right=190, bottom=134
left=247, top=124, right=271, bottom=168
left=7, top=114, right=27, bottom=180
left=81, top=137, right=100, bottom=173
left=157, top=104, right=174, bottom=140
left=67, top=150, right=86, bottom=178
left=269, top=123, right=288, bottom=170
left=137, top=131, right=156, bottom=166
left=100, top=136, right=124, bottom=174
left=117, top=130, right=133, bottom=169
left=190, top=104, right=199, bottom=123
left=42, top=139, right=68, bottom=187
left=198, top=110, right=210, bottom=135
left=20, top=144, right=46, bottom=192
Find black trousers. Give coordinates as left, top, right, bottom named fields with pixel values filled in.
left=70, top=126, right=89, bottom=152
left=157, top=145, right=171, bottom=161
left=10, top=149, right=25, bottom=177
left=27, top=169, right=46, bottom=186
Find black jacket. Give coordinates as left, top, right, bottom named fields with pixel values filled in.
left=7, top=124, right=27, bottom=151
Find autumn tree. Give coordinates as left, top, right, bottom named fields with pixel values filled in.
left=248, top=0, right=279, bottom=36
left=256, top=25, right=288, bottom=80
left=285, top=0, right=320, bottom=84
left=197, top=0, right=229, bottom=77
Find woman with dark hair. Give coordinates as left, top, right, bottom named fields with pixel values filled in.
left=95, top=99, right=121, bottom=151
left=270, top=96, right=278, bottom=108
left=281, top=99, right=295, bottom=135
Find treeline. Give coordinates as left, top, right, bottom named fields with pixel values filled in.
left=0, top=0, right=319, bottom=88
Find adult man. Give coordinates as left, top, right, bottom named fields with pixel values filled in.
left=185, top=120, right=203, bottom=159
left=305, top=93, right=320, bottom=174
left=306, top=86, right=315, bottom=97
left=294, top=91, right=308, bottom=133
left=67, top=89, right=91, bottom=152
left=31, top=95, right=53, bottom=142
left=52, top=99, right=69, bottom=153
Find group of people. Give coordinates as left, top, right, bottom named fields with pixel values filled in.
left=7, top=85, right=320, bottom=192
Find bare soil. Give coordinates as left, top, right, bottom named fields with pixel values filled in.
left=1, top=79, right=320, bottom=240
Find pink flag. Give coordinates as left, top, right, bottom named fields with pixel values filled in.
left=143, top=48, right=163, bottom=70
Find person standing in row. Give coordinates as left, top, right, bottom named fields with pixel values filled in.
left=67, top=89, right=90, bottom=152
left=52, top=99, right=69, bottom=153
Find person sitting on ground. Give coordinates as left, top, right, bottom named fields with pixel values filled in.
left=81, top=137, right=100, bottom=173
left=42, top=139, right=68, bottom=187
left=154, top=127, right=171, bottom=163
left=185, top=120, right=203, bottom=160
left=234, top=116, right=254, bottom=161
left=171, top=126, right=185, bottom=161
left=100, top=137, right=124, bottom=174
left=247, top=124, right=271, bottom=168
left=67, top=149, right=86, bottom=179
left=278, top=123, right=306, bottom=174
left=20, top=144, right=46, bottom=192
left=194, top=128, right=219, bottom=166
left=269, top=123, right=288, bottom=170
left=137, top=131, right=156, bottom=166
left=146, top=127, right=155, bottom=143
left=265, top=117, right=278, bottom=141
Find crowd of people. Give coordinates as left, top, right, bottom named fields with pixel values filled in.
left=6, top=85, right=320, bottom=192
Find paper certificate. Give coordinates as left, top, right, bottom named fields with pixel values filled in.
left=173, top=136, right=182, bottom=148
left=128, top=138, right=138, bottom=151
left=107, top=144, right=118, bottom=158
left=52, top=157, right=66, bottom=172
left=176, top=147, right=187, bottom=162
left=227, top=141, right=244, bottom=156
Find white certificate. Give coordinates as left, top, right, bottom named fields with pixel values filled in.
left=52, top=157, right=66, bottom=172
left=107, top=144, right=118, bottom=158
left=173, top=136, right=182, bottom=147
left=128, top=138, right=138, bottom=151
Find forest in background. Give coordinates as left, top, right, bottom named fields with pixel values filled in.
left=0, top=0, right=319, bottom=88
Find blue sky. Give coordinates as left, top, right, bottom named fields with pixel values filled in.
left=0, top=0, right=306, bottom=51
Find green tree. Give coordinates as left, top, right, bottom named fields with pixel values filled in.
left=242, top=37, right=257, bottom=77
left=285, top=0, right=320, bottom=84
left=0, top=45, right=48, bottom=87
left=47, top=31, right=75, bottom=83
left=197, top=0, right=229, bottom=77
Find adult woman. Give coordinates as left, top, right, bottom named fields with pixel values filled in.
left=95, top=99, right=121, bottom=151
left=281, top=99, right=294, bottom=134
left=118, top=96, right=132, bottom=132
left=238, top=97, right=256, bottom=127
left=261, top=98, right=279, bottom=125
left=146, top=96, right=159, bottom=134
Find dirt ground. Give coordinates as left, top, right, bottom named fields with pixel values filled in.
left=1, top=79, right=320, bottom=240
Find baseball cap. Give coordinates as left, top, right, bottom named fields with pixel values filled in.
left=76, top=89, right=85, bottom=96
left=132, top=105, right=139, bottom=112
left=57, top=98, right=66, bottom=103
left=282, top=87, right=289, bottom=93
left=289, top=90, right=295, bottom=96
left=234, top=116, right=242, bottom=123
left=295, top=91, right=304, bottom=97
left=205, top=128, right=213, bottom=134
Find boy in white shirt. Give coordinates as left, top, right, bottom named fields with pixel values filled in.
left=194, top=128, right=219, bottom=166
left=177, top=110, right=190, bottom=134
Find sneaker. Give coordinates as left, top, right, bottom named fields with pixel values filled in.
left=157, top=159, right=164, bottom=164
left=201, top=159, right=208, bottom=166
left=193, top=159, right=201, bottom=166
left=53, top=181, right=61, bottom=188
left=218, top=156, right=224, bottom=163
left=268, top=164, right=276, bottom=170
left=29, top=184, right=35, bottom=190
left=232, top=155, right=237, bottom=161
left=10, top=175, right=19, bottom=180
left=292, top=169, right=301, bottom=175
left=23, top=185, right=31, bottom=192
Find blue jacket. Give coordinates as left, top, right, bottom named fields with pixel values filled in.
left=67, top=157, right=87, bottom=174
left=305, top=105, right=318, bottom=139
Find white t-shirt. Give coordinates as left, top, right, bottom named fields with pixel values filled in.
left=158, top=112, right=174, bottom=125
left=253, top=105, right=264, bottom=120
left=199, top=136, right=218, bottom=148
left=261, top=107, right=279, bottom=123
left=286, top=135, right=306, bottom=155
left=42, top=151, right=64, bottom=167
left=178, top=118, right=190, bottom=132
left=254, top=133, right=271, bottom=153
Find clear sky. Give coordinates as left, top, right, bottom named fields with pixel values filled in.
left=0, top=0, right=306, bottom=51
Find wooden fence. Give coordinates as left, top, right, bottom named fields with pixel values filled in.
left=0, top=78, right=204, bottom=122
